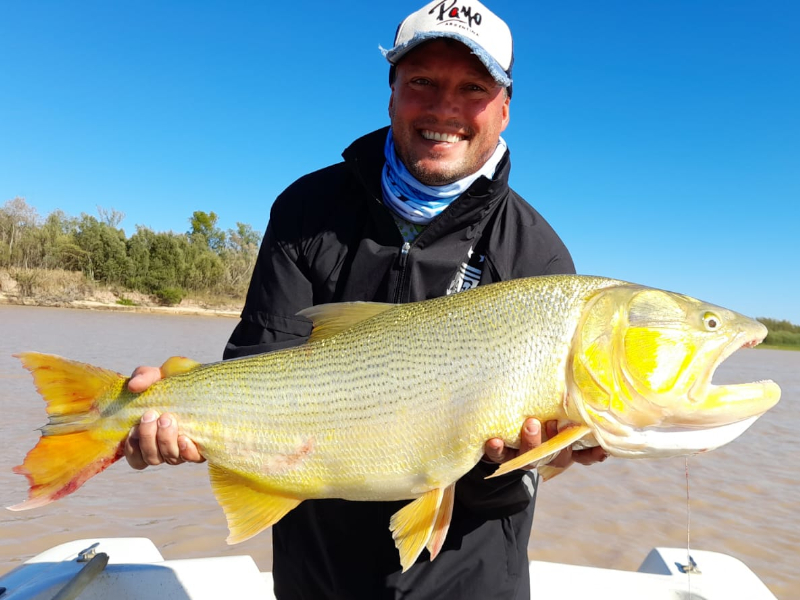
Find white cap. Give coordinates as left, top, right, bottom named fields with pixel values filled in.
left=382, top=0, right=514, bottom=90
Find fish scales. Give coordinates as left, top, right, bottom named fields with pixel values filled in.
left=115, top=276, right=617, bottom=500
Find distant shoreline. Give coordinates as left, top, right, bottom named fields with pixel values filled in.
left=4, top=292, right=798, bottom=353
left=0, top=293, right=240, bottom=319
left=758, top=343, right=800, bottom=352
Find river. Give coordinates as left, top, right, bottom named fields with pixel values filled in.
left=0, top=305, right=797, bottom=598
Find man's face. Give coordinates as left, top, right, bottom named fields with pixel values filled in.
left=389, top=39, right=510, bottom=186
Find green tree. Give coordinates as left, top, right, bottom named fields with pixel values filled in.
left=40, top=210, right=85, bottom=270
left=220, top=222, right=260, bottom=295
left=758, top=317, right=800, bottom=334
left=127, top=227, right=190, bottom=293
left=188, top=210, right=226, bottom=253
left=73, top=214, right=131, bottom=284
left=0, top=197, right=40, bottom=268
left=183, top=237, right=225, bottom=291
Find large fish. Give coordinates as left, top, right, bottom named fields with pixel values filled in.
left=8, top=275, right=780, bottom=571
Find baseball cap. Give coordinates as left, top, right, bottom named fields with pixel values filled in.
left=382, top=1, right=514, bottom=93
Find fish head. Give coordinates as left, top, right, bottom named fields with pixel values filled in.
left=567, top=284, right=781, bottom=458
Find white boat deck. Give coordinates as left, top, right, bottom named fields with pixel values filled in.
left=0, top=538, right=778, bottom=600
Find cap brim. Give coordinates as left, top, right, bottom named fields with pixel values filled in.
left=382, top=31, right=512, bottom=88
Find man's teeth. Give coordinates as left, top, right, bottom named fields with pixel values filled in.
left=421, top=130, right=462, bottom=143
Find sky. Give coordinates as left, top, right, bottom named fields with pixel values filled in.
left=1, top=1, right=798, bottom=323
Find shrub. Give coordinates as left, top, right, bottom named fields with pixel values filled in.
left=764, top=330, right=800, bottom=348
left=10, top=268, right=40, bottom=297
left=154, top=287, right=183, bottom=306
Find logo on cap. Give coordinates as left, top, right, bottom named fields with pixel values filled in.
left=431, top=1, right=483, bottom=29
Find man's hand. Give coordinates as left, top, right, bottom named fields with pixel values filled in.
left=483, top=418, right=607, bottom=470
left=124, top=366, right=205, bottom=470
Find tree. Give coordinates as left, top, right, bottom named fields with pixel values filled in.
left=188, top=210, right=226, bottom=253
left=0, top=197, right=40, bottom=268
left=97, top=206, right=125, bottom=229
left=40, top=210, right=84, bottom=270
left=183, top=244, right=225, bottom=291
left=127, top=227, right=191, bottom=293
left=221, top=222, right=261, bottom=295
left=73, top=214, right=131, bottom=284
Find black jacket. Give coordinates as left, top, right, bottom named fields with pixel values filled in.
left=224, top=127, right=575, bottom=600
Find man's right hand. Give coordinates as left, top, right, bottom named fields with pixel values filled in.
left=124, top=366, right=205, bottom=470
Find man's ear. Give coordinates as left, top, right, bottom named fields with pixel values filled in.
left=501, top=93, right=510, bottom=131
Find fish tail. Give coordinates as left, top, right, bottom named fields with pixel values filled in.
left=8, top=352, right=129, bottom=511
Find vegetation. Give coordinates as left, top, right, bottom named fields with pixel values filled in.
left=0, top=197, right=260, bottom=307
left=757, top=318, right=800, bottom=350
left=2, top=197, right=799, bottom=345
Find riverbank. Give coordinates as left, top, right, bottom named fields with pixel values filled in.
left=0, top=292, right=240, bottom=318
left=0, top=270, right=240, bottom=318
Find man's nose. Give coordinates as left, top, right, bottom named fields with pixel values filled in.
left=427, top=86, right=460, bottom=116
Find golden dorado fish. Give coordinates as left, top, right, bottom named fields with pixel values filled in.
left=8, top=275, right=781, bottom=571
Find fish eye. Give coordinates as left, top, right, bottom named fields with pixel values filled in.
left=703, top=312, right=721, bottom=331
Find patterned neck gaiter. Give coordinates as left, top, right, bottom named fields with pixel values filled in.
left=381, top=129, right=507, bottom=225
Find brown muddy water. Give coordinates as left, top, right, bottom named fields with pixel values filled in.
left=0, top=305, right=797, bottom=598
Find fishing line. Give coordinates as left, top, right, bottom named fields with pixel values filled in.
left=686, top=456, right=691, bottom=564
left=685, top=455, right=694, bottom=598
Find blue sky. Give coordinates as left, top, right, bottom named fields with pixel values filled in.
left=2, top=1, right=798, bottom=323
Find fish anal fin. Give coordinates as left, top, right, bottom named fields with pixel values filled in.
left=159, top=356, right=202, bottom=378
left=486, top=425, right=592, bottom=479
left=299, top=302, right=396, bottom=343
left=425, top=483, right=455, bottom=561
left=390, top=486, right=449, bottom=572
left=208, top=464, right=302, bottom=544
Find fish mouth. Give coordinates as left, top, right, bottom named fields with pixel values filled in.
left=682, top=332, right=781, bottom=428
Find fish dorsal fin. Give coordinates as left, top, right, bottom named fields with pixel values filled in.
left=159, top=356, right=202, bottom=378
left=299, top=302, right=396, bottom=343
left=208, top=464, right=302, bottom=544
left=389, top=484, right=455, bottom=572
left=486, top=425, right=592, bottom=479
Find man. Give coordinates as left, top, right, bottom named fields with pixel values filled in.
left=125, top=2, right=605, bottom=598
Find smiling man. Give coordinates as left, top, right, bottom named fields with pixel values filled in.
left=124, top=2, right=605, bottom=599
left=388, top=38, right=510, bottom=187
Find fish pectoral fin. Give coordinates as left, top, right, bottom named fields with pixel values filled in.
left=486, top=425, right=592, bottom=479
left=208, top=464, right=302, bottom=544
left=299, top=302, right=396, bottom=342
left=159, top=356, right=202, bottom=378
left=390, top=485, right=453, bottom=572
